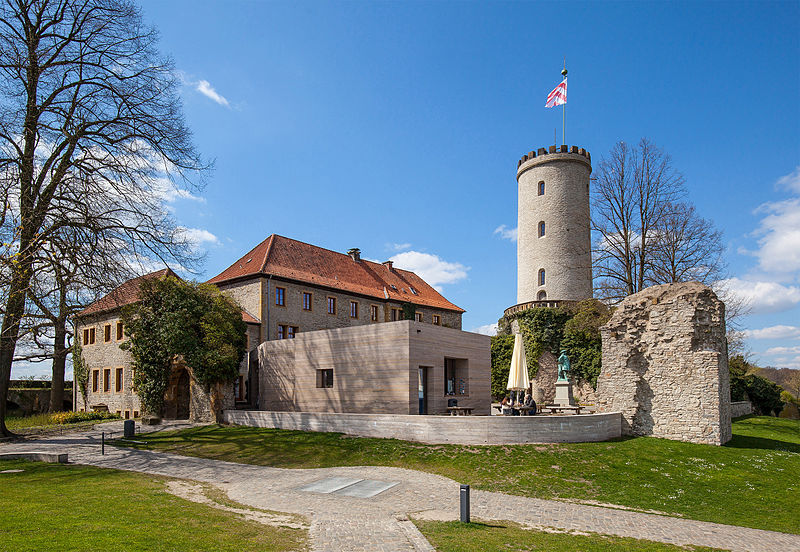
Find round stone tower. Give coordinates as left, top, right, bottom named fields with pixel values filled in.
left=515, top=145, right=592, bottom=305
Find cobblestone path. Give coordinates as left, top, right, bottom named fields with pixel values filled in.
left=2, top=422, right=798, bottom=552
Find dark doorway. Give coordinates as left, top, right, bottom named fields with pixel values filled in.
left=175, top=369, right=190, bottom=419
left=418, top=367, right=428, bottom=415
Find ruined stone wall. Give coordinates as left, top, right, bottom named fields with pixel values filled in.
left=595, top=282, right=731, bottom=445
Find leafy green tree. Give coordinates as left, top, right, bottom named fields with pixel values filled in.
left=121, top=277, right=247, bottom=416
left=728, top=355, right=784, bottom=416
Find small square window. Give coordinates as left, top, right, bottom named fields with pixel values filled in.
left=124, top=411, right=130, bottom=419
left=433, top=315, right=441, bottom=325
left=415, top=312, right=423, bottom=322
left=316, top=369, right=334, bottom=388
left=275, top=287, right=285, bottom=306
left=303, top=292, right=312, bottom=311
left=327, top=297, right=336, bottom=315
left=133, top=411, right=139, bottom=418
left=350, top=301, right=358, bottom=318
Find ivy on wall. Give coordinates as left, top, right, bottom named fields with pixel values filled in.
left=72, top=340, right=89, bottom=410
left=121, top=276, right=248, bottom=416
left=491, top=299, right=611, bottom=394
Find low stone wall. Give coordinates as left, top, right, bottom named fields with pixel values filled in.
left=223, top=410, right=622, bottom=445
left=730, top=401, right=753, bottom=418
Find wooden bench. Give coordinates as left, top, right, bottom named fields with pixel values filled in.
left=447, top=406, right=474, bottom=416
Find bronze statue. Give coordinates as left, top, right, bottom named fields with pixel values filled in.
left=557, top=349, right=571, bottom=382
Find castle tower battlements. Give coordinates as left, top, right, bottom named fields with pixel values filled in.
left=516, top=145, right=593, bottom=306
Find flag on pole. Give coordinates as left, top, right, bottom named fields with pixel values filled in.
left=545, top=78, right=567, bottom=108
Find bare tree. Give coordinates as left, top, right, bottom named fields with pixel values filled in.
left=649, top=202, right=725, bottom=285
left=0, top=0, right=208, bottom=435
left=592, top=138, right=686, bottom=302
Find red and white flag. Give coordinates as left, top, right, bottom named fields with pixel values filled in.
left=545, top=78, right=567, bottom=107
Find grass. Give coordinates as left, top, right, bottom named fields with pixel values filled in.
left=0, top=459, right=307, bottom=552
left=412, top=519, right=726, bottom=552
left=119, top=415, right=800, bottom=535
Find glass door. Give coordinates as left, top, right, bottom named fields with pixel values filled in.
left=418, top=367, right=428, bottom=415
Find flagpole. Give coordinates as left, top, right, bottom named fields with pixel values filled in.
left=561, top=62, right=567, bottom=145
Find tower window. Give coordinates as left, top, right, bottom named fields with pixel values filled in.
left=537, top=290, right=547, bottom=301
left=538, top=221, right=545, bottom=237
left=538, top=181, right=545, bottom=195
left=538, top=268, right=545, bottom=286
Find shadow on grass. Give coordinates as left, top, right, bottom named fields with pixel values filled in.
left=726, top=434, right=800, bottom=453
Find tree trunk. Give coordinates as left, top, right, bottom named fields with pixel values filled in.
left=0, top=258, right=34, bottom=436
left=49, top=321, right=68, bottom=413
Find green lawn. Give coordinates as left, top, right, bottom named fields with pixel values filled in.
left=413, top=519, right=725, bottom=552
left=119, top=415, right=800, bottom=535
left=0, top=459, right=307, bottom=552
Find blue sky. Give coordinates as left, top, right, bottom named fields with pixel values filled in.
left=13, top=0, right=800, bottom=377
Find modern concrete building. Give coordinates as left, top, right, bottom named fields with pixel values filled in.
left=257, top=321, right=490, bottom=415
left=513, top=145, right=593, bottom=309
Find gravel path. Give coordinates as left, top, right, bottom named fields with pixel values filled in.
left=2, top=421, right=798, bottom=552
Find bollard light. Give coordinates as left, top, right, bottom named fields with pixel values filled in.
left=460, top=484, right=470, bottom=523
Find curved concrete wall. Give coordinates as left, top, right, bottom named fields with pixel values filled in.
left=224, top=410, right=622, bottom=445
left=517, top=151, right=592, bottom=303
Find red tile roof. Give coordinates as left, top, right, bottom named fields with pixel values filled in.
left=241, top=309, right=261, bottom=324
left=76, top=268, right=178, bottom=318
left=207, top=235, right=465, bottom=313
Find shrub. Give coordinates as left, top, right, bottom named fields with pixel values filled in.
left=50, top=411, right=121, bottom=425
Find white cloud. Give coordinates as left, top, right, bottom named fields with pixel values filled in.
left=776, top=166, right=800, bottom=194
left=151, top=178, right=205, bottom=203
left=716, top=277, right=800, bottom=314
left=471, top=323, right=498, bottom=336
left=494, top=224, right=518, bottom=242
left=195, top=80, right=230, bottom=107
left=764, top=346, right=800, bottom=355
left=178, top=227, right=220, bottom=248
left=744, top=325, right=800, bottom=340
left=389, top=251, right=468, bottom=290
left=386, top=242, right=411, bottom=252
left=750, top=197, right=800, bottom=274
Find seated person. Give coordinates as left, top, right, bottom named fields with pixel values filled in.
left=523, top=391, right=537, bottom=415
left=501, top=396, right=513, bottom=416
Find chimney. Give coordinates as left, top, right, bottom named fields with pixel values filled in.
left=347, top=248, right=361, bottom=262
left=382, top=260, right=393, bottom=271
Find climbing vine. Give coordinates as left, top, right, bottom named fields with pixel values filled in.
left=496, top=299, right=611, bottom=390
left=72, top=340, right=89, bottom=410
left=121, top=276, right=247, bottom=416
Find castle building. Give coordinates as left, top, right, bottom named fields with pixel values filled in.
left=508, top=144, right=593, bottom=315
left=73, top=235, right=487, bottom=419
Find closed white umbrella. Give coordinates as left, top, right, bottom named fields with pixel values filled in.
left=507, top=333, right=530, bottom=392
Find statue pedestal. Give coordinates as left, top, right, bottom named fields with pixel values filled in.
left=553, top=381, right=574, bottom=406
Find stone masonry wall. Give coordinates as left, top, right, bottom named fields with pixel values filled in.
left=595, top=282, right=732, bottom=445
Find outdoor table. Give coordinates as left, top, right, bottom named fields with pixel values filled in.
left=447, top=406, right=474, bottom=416
left=517, top=406, right=536, bottom=415
left=543, top=405, right=583, bottom=414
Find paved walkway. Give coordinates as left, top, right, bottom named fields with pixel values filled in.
left=2, top=422, right=798, bottom=552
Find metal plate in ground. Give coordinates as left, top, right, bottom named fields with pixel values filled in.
left=297, top=477, right=363, bottom=494
left=297, top=476, right=399, bottom=498
left=334, top=479, right=399, bottom=498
